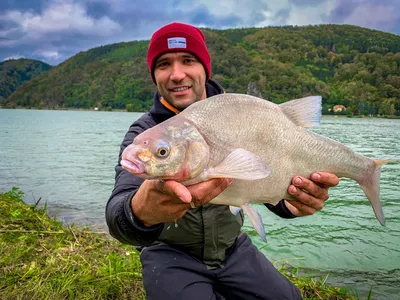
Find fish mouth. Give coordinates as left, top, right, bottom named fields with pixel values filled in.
left=120, top=159, right=145, bottom=175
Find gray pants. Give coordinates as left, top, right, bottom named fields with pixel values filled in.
left=140, top=233, right=302, bottom=300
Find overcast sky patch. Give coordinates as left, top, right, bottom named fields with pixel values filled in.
left=0, top=0, right=399, bottom=65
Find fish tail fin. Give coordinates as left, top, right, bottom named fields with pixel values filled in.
left=241, top=204, right=267, bottom=243
left=358, top=159, right=397, bottom=226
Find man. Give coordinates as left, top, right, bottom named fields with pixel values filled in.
left=106, top=22, right=339, bottom=300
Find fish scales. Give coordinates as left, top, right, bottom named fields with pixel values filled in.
left=179, top=94, right=372, bottom=207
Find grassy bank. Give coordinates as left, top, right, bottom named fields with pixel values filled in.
left=0, top=188, right=359, bottom=299
left=0, top=188, right=145, bottom=299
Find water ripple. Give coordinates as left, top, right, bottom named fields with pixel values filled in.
left=1, top=111, right=399, bottom=299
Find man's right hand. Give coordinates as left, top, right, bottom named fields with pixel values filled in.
left=131, top=178, right=234, bottom=226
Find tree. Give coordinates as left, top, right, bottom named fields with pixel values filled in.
left=378, top=100, right=395, bottom=116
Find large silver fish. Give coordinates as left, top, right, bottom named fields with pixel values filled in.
left=121, top=93, right=397, bottom=241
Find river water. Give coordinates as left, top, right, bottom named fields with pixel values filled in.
left=1, top=109, right=399, bottom=299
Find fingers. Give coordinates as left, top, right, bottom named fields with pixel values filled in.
left=286, top=190, right=324, bottom=216
left=284, top=199, right=316, bottom=216
left=187, top=178, right=234, bottom=207
left=289, top=176, right=329, bottom=202
left=285, top=172, right=339, bottom=217
left=154, top=180, right=192, bottom=203
left=310, top=172, right=340, bottom=187
left=198, top=178, right=234, bottom=205
left=152, top=178, right=234, bottom=209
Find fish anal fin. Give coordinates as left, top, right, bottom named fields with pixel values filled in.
left=229, top=205, right=242, bottom=215
left=241, top=204, right=267, bottom=243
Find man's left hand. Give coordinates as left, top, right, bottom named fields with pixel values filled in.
left=285, top=172, right=340, bottom=217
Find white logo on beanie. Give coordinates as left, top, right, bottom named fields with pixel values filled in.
left=168, top=37, right=187, bottom=49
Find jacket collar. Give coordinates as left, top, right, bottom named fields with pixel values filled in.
left=149, top=79, right=225, bottom=123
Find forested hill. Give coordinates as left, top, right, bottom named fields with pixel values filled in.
left=0, top=59, right=51, bottom=102
left=4, top=24, right=400, bottom=116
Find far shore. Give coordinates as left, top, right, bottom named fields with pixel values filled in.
left=2, top=106, right=399, bottom=119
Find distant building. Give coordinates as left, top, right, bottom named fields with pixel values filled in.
left=94, top=107, right=99, bottom=111
left=333, top=105, right=346, bottom=113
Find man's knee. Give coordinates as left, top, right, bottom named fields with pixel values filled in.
left=140, top=245, right=216, bottom=300
left=219, top=234, right=303, bottom=299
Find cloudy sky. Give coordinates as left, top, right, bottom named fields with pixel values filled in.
left=1, top=0, right=399, bottom=65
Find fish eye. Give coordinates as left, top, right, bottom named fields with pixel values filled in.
left=156, top=142, right=170, bottom=158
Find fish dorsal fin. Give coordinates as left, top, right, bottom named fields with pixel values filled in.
left=279, top=96, right=322, bottom=127
left=207, top=148, right=271, bottom=180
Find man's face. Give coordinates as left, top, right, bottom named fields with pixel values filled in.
left=153, top=52, right=207, bottom=110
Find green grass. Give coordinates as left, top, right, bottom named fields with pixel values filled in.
left=1, top=188, right=360, bottom=299
left=0, top=188, right=145, bottom=300
left=280, top=267, right=358, bottom=300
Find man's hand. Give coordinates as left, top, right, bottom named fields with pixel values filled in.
left=131, top=178, right=233, bottom=226
left=285, top=172, right=340, bottom=217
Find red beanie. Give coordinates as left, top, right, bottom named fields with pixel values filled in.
left=147, top=22, right=211, bottom=84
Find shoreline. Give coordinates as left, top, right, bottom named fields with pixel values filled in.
left=1, top=188, right=359, bottom=299
left=1, top=107, right=399, bottom=119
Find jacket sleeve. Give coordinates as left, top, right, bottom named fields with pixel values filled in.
left=264, top=200, right=297, bottom=219
left=105, top=114, right=165, bottom=246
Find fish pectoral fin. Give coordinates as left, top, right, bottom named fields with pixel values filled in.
left=207, top=148, right=270, bottom=180
left=279, top=96, right=322, bottom=127
left=229, top=205, right=242, bottom=215
left=241, top=204, right=267, bottom=243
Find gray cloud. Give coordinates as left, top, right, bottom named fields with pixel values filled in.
left=0, top=0, right=123, bottom=63
left=0, top=0, right=43, bottom=13
left=328, top=0, right=358, bottom=21
left=1, top=0, right=399, bottom=65
left=272, top=8, right=292, bottom=25
left=329, top=0, right=400, bottom=33
left=85, top=1, right=113, bottom=19
left=287, top=0, right=324, bottom=6
left=185, top=5, right=243, bottom=28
